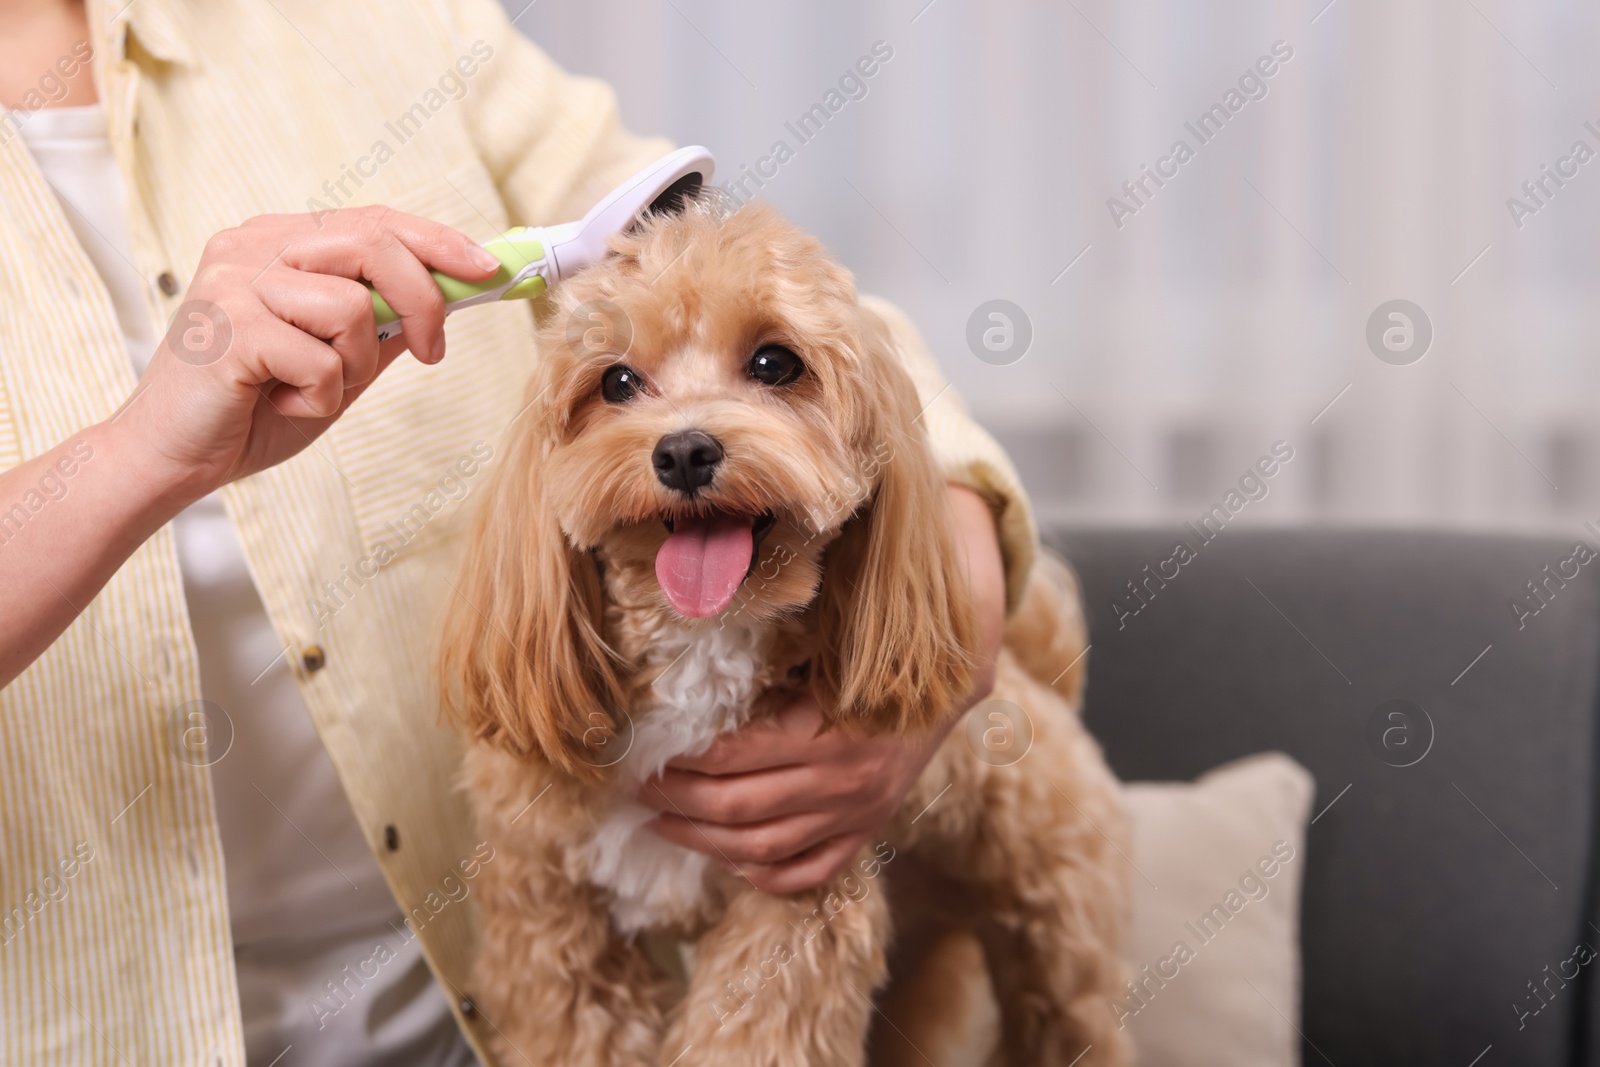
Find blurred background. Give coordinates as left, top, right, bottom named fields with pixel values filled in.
left=506, top=0, right=1600, bottom=534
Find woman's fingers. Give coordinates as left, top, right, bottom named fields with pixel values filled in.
left=648, top=808, right=841, bottom=868
left=360, top=206, right=504, bottom=278
left=640, top=763, right=845, bottom=824
left=229, top=314, right=347, bottom=419
left=248, top=206, right=500, bottom=279
left=277, top=218, right=448, bottom=363
left=242, top=336, right=414, bottom=451
left=739, top=832, right=872, bottom=896
left=665, top=695, right=841, bottom=776
left=252, top=270, right=381, bottom=388
left=663, top=732, right=802, bottom=777
left=270, top=207, right=500, bottom=363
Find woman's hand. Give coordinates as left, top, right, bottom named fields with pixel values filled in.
left=641, top=693, right=956, bottom=894
left=640, top=486, right=1008, bottom=894
left=113, top=206, right=501, bottom=507
left=0, top=207, right=498, bottom=687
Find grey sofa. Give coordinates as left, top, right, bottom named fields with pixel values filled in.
left=1047, top=528, right=1600, bottom=1067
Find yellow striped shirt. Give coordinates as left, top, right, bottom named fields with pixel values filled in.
left=0, top=0, right=1036, bottom=1062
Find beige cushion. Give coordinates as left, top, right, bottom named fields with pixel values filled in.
left=1119, top=752, right=1315, bottom=1067
left=871, top=753, right=1315, bottom=1067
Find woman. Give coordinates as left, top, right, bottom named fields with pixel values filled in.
left=0, top=0, right=1034, bottom=1062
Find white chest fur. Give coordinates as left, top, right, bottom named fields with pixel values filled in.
left=581, top=621, right=766, bottom=934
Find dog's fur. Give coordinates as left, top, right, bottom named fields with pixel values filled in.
left=438, top=200, right=1130, bottom=1066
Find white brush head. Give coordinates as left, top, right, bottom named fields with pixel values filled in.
left=546, top=146, right=715, bottom=282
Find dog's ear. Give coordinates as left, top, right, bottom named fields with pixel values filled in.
left=438, top=411, right=623, bottom=781
left=812, top=309, right=976, bottom=734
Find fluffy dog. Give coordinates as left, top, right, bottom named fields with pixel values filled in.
left=438, top=199, right=1129, bottom=1066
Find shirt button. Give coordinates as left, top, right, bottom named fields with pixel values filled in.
left=300, top=644, right=327, bottom=673
left=154, top=637, right=177, bottom=680
left=157, top=271, right=180, bottom=297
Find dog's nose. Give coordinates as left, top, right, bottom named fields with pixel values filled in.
left=653, top=430, right=724, bottom=494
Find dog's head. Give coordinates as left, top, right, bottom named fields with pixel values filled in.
left=440, top=200, right=973, bottom=777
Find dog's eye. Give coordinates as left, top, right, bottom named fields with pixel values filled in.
left=601, top=365, right=644, bottom=403
left=748, top=345, right=804, bottom=386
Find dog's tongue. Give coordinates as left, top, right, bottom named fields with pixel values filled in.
left=655, top=513, right=754, bottom=617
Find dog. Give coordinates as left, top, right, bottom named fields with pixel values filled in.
left=438, top=198, right=1130, bottom=1066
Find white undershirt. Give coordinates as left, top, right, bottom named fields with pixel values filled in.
left=15, top=104, right=469, bottom=1067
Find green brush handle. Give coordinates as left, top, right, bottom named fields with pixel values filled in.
left=370, top=229, right=550, bottom=339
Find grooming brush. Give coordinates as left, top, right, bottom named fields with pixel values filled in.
left=371, top=145, right=715, bottom=341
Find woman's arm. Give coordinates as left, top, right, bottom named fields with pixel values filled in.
left=639, top=485, right=1007, bottom=894
left=0, top=421, right=190, bottom=684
